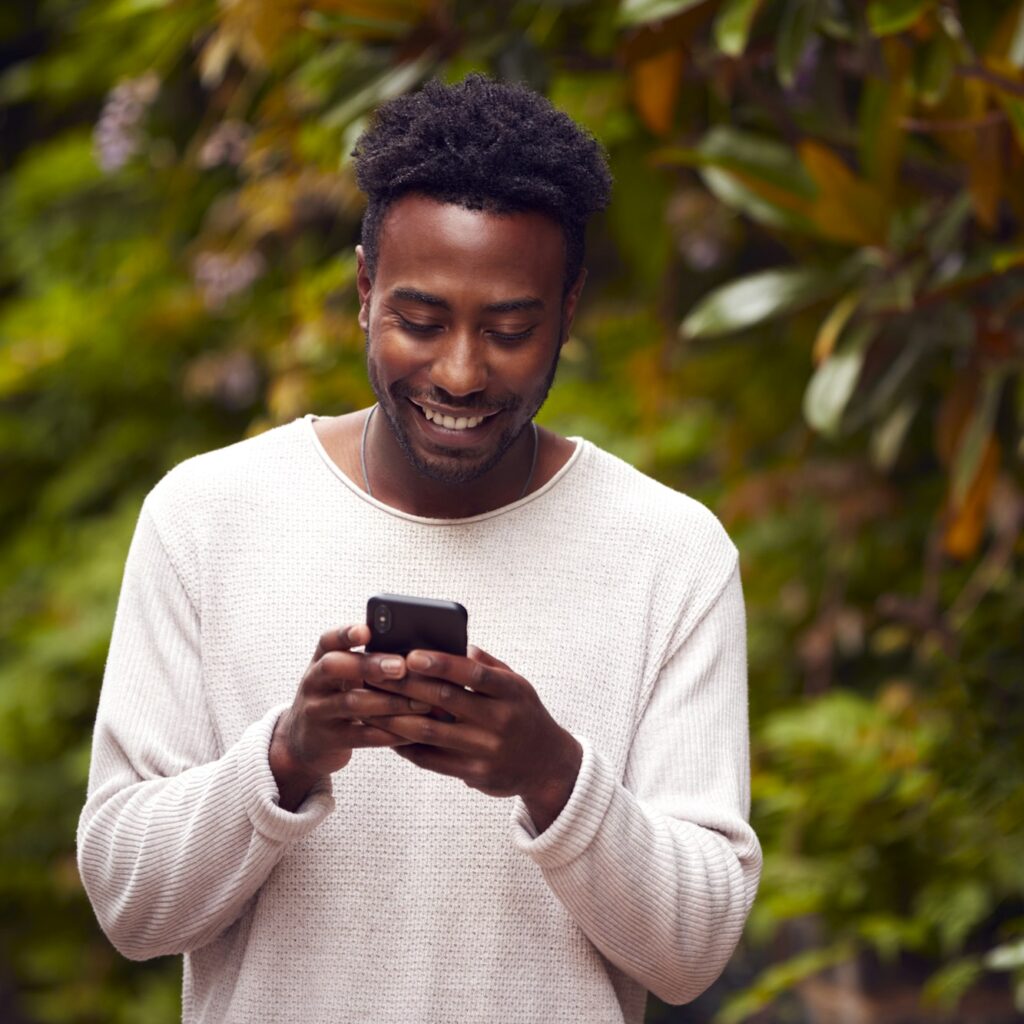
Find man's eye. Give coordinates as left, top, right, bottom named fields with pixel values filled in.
left=397, top=316, right=440, bottom=335
left=489, top=328, right=534, bottom=343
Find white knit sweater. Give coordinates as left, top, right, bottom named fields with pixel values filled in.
left=77, top=414, right=761, bottom=1024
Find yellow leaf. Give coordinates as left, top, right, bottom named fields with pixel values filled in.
left=799, top=142, right=889, bottom=247
left=630, top=46, right=686, bottom=136
left=813, top=290, right=862, bottom=364
left=967, top=119, right=1003, bottom=230
left=943, top=436, right=1000, bottom=558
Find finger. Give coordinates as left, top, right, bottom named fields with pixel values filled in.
left=337, top=721, right=419, bottom=749
left=319, top=688, right=433, bottom=720
left=310, top=624, right=369, bottom=666
left=312, top=650, right=371, bottom=694
left=313, top=649, right=409, bottom=693
left=370, top=714, right=493, bottom=754
left=404, top=650, right=515, bottom=698
left=467, top=645, right=510, bottom=671
left=359, top=652, right=408, bottom=685
left=392, top=744, right=487, bottom=786
left=366, top=672, right=482, bottom=721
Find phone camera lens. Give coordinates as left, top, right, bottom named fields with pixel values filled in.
left=375, top=604, right=392, bottom=634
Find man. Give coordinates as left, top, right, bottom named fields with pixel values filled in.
left=78, top=75, right=761, bottom=1023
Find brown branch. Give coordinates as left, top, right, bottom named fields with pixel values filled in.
left=957, top=63, right=1024, bottom=100
left=900, top=110, right=1007, bottom=133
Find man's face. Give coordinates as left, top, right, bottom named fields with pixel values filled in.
left=358, top=194, right=584, bottom=486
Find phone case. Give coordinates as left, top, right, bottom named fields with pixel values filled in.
left=365, top=594, right=468, bottom=656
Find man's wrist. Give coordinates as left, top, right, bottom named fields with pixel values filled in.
left=521, top=732, right=583, bottom=834
left=270, top=713, right=326, bottom=812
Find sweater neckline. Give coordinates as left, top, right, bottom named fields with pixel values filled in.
left=299, top=413, right=587, bottom=525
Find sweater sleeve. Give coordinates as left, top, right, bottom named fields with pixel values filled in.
left=509, top=561, right=761, bottom=1005
left=76, top=499, right=334, bottom=961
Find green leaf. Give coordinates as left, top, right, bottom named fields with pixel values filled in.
left=321, top=51, right=437, bottom=130
left=923, top=958, right=983, bottom=1008
left=714, top=0, right=765, bottom=57
left=777, top=0, right=819, bottom=89
left=846, top=327, right=932, bottom=434
left=681, top=266, right=841, bottom=339
left=617, top=0, right=711, bottom=27
left=803, top=321, right=874, bottom=436
left=302, top=11, right=414, bottom=38
left=926, top=191, right=972, bottom=258
left=985, top=939, right=1024, bottom=971
left=656, top=126, right=818, bottom=231
left=698, top=126, right=818, bottom=199
left=715, top=944, right=855, bottom=1024
left=867, top=0, right=931, bottom=37
left=914, top=29, right=957, bottom=106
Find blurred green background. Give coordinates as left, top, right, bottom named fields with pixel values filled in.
left=1, top=1, right=1022, bottom=1021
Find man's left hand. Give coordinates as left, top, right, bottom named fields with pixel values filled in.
left=366, top=646, right=582, bottom=833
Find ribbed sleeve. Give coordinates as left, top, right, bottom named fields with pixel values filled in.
left=510, top=563, right=760, bottom=1004
left=76, top=502, right=334, bottom=961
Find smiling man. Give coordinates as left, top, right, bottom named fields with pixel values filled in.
left=78, top=75, right=761, bottom=1024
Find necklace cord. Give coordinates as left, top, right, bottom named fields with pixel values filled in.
left=360, top=404, right=539, bottom=504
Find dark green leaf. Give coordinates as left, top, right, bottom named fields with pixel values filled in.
left=714, top=0, right=764, bottom=57
left=913, top=29, right=956, bottom=106
left=867, top=0, right=931, bottom=37
left=802, top=321, right=874, bottom=435
left=777, top=0, right=819, bottom=89
left=681, top=266, right=842, bottom=339
left=617, top=0, right=711, bottom=27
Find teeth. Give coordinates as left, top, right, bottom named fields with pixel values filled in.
left=421, top=406, right=486, bottom=430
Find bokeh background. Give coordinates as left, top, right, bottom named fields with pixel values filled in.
left=1, top=1, right=1022, bottom=1021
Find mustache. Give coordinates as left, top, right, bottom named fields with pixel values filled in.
left=391, top=381, right=517, bottom=416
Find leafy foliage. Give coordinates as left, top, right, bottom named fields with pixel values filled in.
left=1, top=0, right=1021, bottom=1021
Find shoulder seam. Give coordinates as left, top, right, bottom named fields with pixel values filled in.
left=140, top=495, right=202, bottom=620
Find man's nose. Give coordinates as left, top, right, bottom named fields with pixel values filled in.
left=428, top=332, right=487, bottom=398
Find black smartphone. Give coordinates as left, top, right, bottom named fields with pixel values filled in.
left=365, top=594, right=468, bottom=657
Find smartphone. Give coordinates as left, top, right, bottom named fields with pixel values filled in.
left=365, top=594, right=468, bottom=657
left=365, top=595, right=467, bottom=723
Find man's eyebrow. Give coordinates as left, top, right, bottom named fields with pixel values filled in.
left=389, top=288, right=544, bottom=315
left=482, top=297, right=545, bottom=314
left=390, top=287, right=450, bottom=309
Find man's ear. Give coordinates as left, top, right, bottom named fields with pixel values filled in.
left=560, top=268, right=587, bottom=346
left=356, top=245, right=372, bottom=331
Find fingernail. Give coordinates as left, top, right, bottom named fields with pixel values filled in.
left=410, top=701, right=431, bottom=712
left=381, top=657, right=404, bottom=676
left=347, top=625, right=363, bottom=642
left=409, top=652, right=432, bottom=671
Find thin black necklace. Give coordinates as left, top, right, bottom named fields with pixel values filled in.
left=359, top=404, right=539, bottom=504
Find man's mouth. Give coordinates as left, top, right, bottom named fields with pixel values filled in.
left=410, top=400, right=499, bottom=432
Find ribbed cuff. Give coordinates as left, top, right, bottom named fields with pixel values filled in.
left=235, top=703, right=335, bottom=843
left=510, top=736, right=617, bottom=868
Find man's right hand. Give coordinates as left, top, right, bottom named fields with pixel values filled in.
left=270, top=623, right=427, bottom=811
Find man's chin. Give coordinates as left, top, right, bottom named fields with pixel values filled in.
left=401, top=442, right=511, bottom=487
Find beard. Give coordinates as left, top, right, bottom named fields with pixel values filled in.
left=365, top=333, right=560, bottom=487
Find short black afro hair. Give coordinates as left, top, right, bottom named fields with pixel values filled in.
left=352, top=74, right=612, bottom=293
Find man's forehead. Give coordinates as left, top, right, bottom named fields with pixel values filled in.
left=378, top=195, right=565, bottom=254
left=373, top=195, right=567, bottom=293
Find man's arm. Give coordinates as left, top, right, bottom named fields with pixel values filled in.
left=365, top=561, right=759, bottom=1004
left=76, top=502, right=335, bottom=960
left=510, top=563, right=761, bottom=1005
left=77, top=502, right=428, bottom=959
